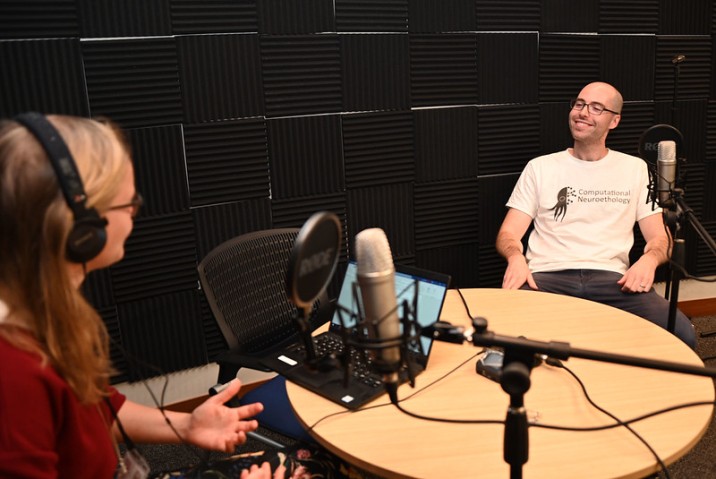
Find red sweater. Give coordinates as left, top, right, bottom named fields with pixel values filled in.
left=0, top=335, right=126, bottom=478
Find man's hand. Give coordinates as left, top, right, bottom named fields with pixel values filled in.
left=618, top=254, right=659, bottom=293
left=502, top=254, right=538, bottom=290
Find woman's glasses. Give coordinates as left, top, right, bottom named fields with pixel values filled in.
left=106, top=192, right=143, bottom=218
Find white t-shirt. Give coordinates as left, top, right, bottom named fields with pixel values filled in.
left=506, top=149, right=660, bottom=275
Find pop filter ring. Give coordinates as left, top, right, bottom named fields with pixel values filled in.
left=638, top=124, right=685, bottom=167
left=285, top=211, right=342, bottom=310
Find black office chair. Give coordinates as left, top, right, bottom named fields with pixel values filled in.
left=198, top=228, right=330, bottom=445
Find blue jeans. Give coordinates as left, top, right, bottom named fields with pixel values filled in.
left=520, top=269, right=696, bottom=349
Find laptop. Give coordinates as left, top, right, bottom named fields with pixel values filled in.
left=262, top=260, right=451, bottom=409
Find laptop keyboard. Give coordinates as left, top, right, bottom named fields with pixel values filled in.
left=292, top=333, right=383, bottom=389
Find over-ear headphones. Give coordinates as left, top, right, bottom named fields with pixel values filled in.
left=14, top=112, right=108, bottom=263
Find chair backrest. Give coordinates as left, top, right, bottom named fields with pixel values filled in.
left=198, top=228, right=327, bottom=355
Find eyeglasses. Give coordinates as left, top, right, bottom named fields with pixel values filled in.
left=570, top=99, right=620, bottom=116
left=106, top=192, right=143, bottom=218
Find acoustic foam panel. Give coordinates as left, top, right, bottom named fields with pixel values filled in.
left=599, top=0, right=659, bottom=34
left=538, top=34, right=600, bottom=103
left=414, top=107, right=478, bottom=181
left=177, top=34, right=264, bottom=123
left=415, top=243, right=481, bottom=289
left=600, top=35, right=656, bottom=102
left=82, top=268, right=115, bottom=312
left=271, top=194, right=346, bottom=230
left=704, top=163, right=716, bottom=221
left=681, top=161, right=706, bottom=220
left=0, top=39, right=88, bottom=117
left=475, top=0, right=540, bottom=31
left=335, top=0, right=408, bottom=33
left=341, top=34, right=410, bottom=112
left=414, top=178, right=479, bottom=250
left=658, top=0, right=712, bottom=35
left=708, top=101, right=716, bottom=162
left=0, top=1, right=78, bottom=39
left=117, top=290, right=207, bottom=380
left=171, top=0, right=258, bottom=34
left=126, top=125, right=189, bottom=217
left=655, top=37, right=712, bottom=102
left=539, top=102, right=573, bottom=155
left=98, top=306, right=130, bottom=385
left=477, top=104, right=541, bottom=176
left=199, top=294, right=228, bottom=362
left=342, top=110, right=415, bottom=188
left=407, top=0, right=475, bottom=33
left=410, top=34, right=477, bottom=107
left=110, top=212, right=198, bottom=302
left=650, top=100, right=707, bottom=169
left=193, top=198, right=272, bottom=261
left=184, top=118, right=269, bottom=206
left=689, top=221, right=716, bottom=277
left=476, top=33, right=538, bottom=105
left=604, top=102, right=655, bottom=159
left=82, top=38, right=182, bottom=129
left=76, top=0, right=171, bottom=38
left=478, top=174, right=519, bottom=245
left=346, top=183, right=414, bottom=259
left=271, top=193, right=349, bottom=262
left=267, top=114, right=344, bottom=199
left=260, top=35, right=342, bottom=117
left=258, top=0, right=334, bottom=34
left=541, top=0, right=598, bottom=33
left=477, top=243, right=506, bottom=288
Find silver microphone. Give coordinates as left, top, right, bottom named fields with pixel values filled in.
left=355, top=228, right=401, bottom=389
left=657, top=140, right=677, bottom=208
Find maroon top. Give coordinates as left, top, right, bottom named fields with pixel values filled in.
left=0, top=335, right=126, bottom=478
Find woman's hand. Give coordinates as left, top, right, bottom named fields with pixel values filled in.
left=184, top=379, right=264, bottom=452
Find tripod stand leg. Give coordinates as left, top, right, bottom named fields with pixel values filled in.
left=501, top=361, right=531, bottom=479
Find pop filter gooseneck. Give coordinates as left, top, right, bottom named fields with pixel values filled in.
left=285, top=211, right=342, bottom=370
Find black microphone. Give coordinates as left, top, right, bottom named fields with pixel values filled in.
left=657, top=140, right=677, bottom=208
left=355, top=228, right=401, bottom=400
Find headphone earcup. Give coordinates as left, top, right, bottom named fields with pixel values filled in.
left=66, top=216, right=108, bottom=263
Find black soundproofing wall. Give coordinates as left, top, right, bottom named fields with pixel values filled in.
left=2, top=0, right=716, bottom=382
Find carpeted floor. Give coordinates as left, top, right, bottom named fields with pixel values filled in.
left=137, top=316, right=716, bottom=479
left=663, top=314, right=716, bottom=479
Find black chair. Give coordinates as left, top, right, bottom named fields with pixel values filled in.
left=198, top=228, right=330, bottom=445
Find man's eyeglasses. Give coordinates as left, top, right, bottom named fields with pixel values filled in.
left=106, top=192, right=143, bottom=218
left=570, top=99, right=620, bottom=116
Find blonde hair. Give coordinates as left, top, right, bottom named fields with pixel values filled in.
left=0, top=115, right=131, bottom=404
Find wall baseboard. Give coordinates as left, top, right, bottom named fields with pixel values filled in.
left=680, top=298, right=716, bottom=319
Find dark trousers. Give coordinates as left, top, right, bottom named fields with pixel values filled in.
left=520, top=269, right=696, bottom=349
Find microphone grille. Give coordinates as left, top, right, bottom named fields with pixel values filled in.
left=355, top=228, right=394, bottom=274
left=658, top=140, right=676, bottom=159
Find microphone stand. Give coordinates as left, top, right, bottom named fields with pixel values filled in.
left=665, top=189, right=716, bottom=340
left=465, top=316, right=716, bottom=479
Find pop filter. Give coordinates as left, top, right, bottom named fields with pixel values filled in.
left=286, top=211, right=341, bottom=310
left=638, top=124, right=684, bottom=166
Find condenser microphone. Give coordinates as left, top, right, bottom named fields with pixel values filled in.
left=657, top=140, right=677, bottom=208
left=355, top=228, right=401, bottom=397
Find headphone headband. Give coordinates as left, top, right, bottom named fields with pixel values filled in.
left=13, top=112, right=107, bottom=263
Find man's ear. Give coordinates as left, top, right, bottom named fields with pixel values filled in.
left=609, top=113, right=621, bottom=130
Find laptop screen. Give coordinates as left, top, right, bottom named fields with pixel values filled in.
left=330, top=260, right=451, bottom=361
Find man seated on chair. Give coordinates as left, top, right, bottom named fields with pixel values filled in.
left=495, top=81, right=696, bottom=349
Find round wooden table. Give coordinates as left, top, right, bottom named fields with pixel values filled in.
left=286, top=288, right=715, bottom=478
